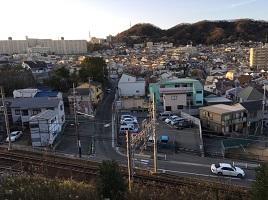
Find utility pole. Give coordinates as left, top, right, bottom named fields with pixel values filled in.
left=0, top=86, right=11, bottom=150
left=126, top=130, right=133, bottom=191
left=73, top=84, right=82, bottom=158
left=152, top=93, right=157, bottom=173
left=261, top=84, right=266, bottom=134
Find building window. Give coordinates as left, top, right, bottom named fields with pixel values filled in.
left=46, top=107, right=54, bottom=110
left=209, top=113, right=213, bottom=120
left=177, top=105, right=183, bottom=109
left=196, top=101, right=202, bottom=104
left=196, top=91, right=202, bottom=94
left=136, top=90, right=139, bottom=93
left=171, top=96, right=177, bottom=100
left=175, top=83, right=180, bottom=88
left=51, top=117, right=56, bottom=124
left=61, top=115, right=65, bottom=122
left=160, top=84, right=165, bottom=88
left=166, top=106, right=172, bottom=111
left=15, top=109, right=20, bottom=115
left=60, top=105, right=63, bottom=111
left=202, top=111, right=206, bottom=117
left=187, top=93, right=192, bottom=97
left=33, top=109, right=41, bottom=115
left=21, top=110, right=28, bottom=116
left=30, top=123, right=39, bottom=128
left=182, top=84, right=187, bottom=87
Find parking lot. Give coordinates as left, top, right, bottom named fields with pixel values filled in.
left=116, top=111, right=201, bottom=153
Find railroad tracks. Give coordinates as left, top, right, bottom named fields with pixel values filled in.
left=0, top=148, right=250, bottom=198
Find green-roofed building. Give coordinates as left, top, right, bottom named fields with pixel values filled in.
left=149, top=78, right=204, bottom=112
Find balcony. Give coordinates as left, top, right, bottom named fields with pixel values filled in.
left=159, top=87, right=193, bottom=94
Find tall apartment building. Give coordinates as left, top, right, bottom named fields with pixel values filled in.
left=249, top=43, right=268, bottom=70
left=0, top=36, right=87, bottom=55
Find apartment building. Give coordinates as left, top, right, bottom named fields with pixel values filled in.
left=249, top=44, right=268, bottom=70
left=199, top=104, right=247, bottom=136
left=149, top=78, right=203, bottom=113
left=0, top=37, right=87, bottom=55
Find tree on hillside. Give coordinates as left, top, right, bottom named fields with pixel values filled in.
left=96, top=159, right=127, bottom=200
left=251, top=162, right=268, bottom=200
left=79, top=57, right=108, bottom=84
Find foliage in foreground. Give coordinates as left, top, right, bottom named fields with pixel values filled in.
left=250, top=162, right=268, bottom=200
left=0, top=174, right=248, bottom=200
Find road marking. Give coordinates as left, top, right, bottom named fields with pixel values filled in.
left=169, top=160, right=210, bottom=167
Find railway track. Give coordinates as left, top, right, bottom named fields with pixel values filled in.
left=0, top=148, right=250, bottom=198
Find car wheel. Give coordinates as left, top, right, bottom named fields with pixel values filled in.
left=237, top=174, right=242, bottom=178
left=218, top=172, right=223, bottom=176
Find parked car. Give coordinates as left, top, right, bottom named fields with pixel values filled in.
left=165, top=115, right=179, bottom=124
left=120, top=117, right=138, bottom=125
left=170, top=117, right=185, bottom=126
left=6, top=131, right=22, bottom=142
left=106, top=88, right=111, bottom=94
left=158, top=135, right=172, bottom=148
left=211, top=163, right=245, bottom=178
left=120, top=114, right=137, bottom=121
left=119, top=125, right=138, bottom=135
left=158, top=111, right=173, bottom=121
left=174, top=120, right=194, bottom=129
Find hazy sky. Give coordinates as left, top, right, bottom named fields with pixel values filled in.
left=1, top=0, right=267, bottom=40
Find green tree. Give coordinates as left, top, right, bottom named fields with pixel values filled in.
left=45, top=66, right=71, bottom=91
left=251, top=162, right=268, bottom=200
left=79, top=57, right=108, bottom=84
left=0, top=65, right=35, bottom=96
left=96, top=159, right=127, bottom=200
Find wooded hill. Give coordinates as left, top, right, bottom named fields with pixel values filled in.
left=114, top=19, right=268, bottom=46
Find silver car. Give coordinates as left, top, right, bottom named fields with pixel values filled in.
left=211, top=163, right=245, bottom=178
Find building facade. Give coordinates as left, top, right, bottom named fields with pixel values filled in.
left=199, top=104, right=247, bottom=135
left=149, top=78, right=203, bottom=113
left=249, top=44, right=268, bottom=70
left=0, top=37, right=87, bottom=55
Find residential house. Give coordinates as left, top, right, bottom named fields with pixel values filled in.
left=77, top=82, right=103, bottom=105
left=149, top=78, right=203, bottom=114
left=199, top=104, right=247, bottom=136
left=13, top=88, right=62, bottom=100
left=239, top=100, right=268, bottom=132
left=117, top=74, right=147, bottom=109
left=67, top=87, right=94, bottom=116
left=22, top=61, right=50, bottom=83
left=29, top=110, right=61, bottom=147
left=236, top=86, right=264, bottom=103
left=8, top=97, right=65, bottom=130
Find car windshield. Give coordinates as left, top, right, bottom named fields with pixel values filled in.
left=11, top=133, right=17, bottom=136
left=215, top=163, right=220, bottom=168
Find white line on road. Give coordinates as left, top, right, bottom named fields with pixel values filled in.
left=169, top=160, right=210, bottom=167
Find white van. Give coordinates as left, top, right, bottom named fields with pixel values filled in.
left=147, top=136, right=154, bottom=147
left=119, top=125, right=138, bottom=135
left=158, top=111, right=173, bottom=121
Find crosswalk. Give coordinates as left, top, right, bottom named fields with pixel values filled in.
left=133, top=158, right=149, bottom=169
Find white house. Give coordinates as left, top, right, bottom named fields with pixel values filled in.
left=9, top=97, right=65, bottom=130
left=118, top=74, right=146, bottom=97
left=29, top=110, right=61, bottom=147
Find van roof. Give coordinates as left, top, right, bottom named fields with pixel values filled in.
left=161, top=136, right=169, bottom=140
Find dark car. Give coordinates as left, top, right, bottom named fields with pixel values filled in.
left=106, top=88, right=111, bottom=94
left=174, top=120, right=194, bottom=129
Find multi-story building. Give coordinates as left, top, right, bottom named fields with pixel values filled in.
left=149, top=78, right=203, bottom=113
left=29, top=110, right=61, bottom=147
left=199, top=104, right=247, bottom=136
left=0, top=37, right=87, bottom=55
left=249, top=44, right=268, bottom=70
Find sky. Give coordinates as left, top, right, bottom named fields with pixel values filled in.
left=1, top=0, right=267, bottom=41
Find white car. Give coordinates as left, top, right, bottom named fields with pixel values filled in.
left=120, top=117, right=138, bottom=125
left=6, top=131, right=23, bottom=142
left=211, top=163, right=245, bottom=178
left=170, top=117, right=185, bottom=126
left=165, top=115, right=179, bottom=124
left=120, top=114, right=137, bottom=121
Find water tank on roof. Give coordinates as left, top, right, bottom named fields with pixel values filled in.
left=8, top=37, right=12, bottom=40
left=61, top=37, right=64, bottom=40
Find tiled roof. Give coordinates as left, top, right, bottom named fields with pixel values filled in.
left=237, top=86, right=263, bottom=101
left=9, top=97, right=61, bottom=109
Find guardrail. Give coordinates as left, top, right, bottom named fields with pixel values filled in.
left=233, top=161, right=260, bottom=169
